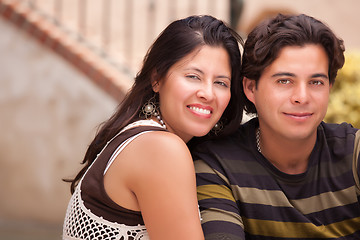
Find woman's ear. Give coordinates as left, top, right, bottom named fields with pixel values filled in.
left=152, top=81, right=160, bottom=92
left=151, top=70, right=160, bottom=92
left=243, top=77, right=256, bottom=104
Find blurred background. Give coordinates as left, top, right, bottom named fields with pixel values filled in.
left=0, top=0, right=359, bottom=239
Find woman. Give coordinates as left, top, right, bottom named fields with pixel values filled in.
left=63, top=15, right=243, bottom=240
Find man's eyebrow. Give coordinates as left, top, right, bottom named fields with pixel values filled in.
left=271, top=72, right=295, bottom=77
left=271, top=72, right=329, bottom=79
left=311, top=73, right=329, bottom=79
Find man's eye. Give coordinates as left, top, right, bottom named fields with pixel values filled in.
left=278, top=79, right=290, bottom=84
left=311, top=80, right=324, bottom=85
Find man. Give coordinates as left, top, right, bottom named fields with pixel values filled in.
left=193, top=13, right=360, bottom=239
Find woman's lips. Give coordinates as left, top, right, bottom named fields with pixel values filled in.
left=188, top=104, right=213, bottom=118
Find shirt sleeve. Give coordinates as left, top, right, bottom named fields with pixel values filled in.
left=354, top=130, right=360, bottom=197
left=194, top=154, right=245, bottom=240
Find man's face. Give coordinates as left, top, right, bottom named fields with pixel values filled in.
left=244, top=44, right=331, bottom=142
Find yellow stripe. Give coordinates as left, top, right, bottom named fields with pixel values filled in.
left=194, top=160, right=231, bottom=185
left=244, top=216, right=360, bottom=238
left=353, top=130, right=360, bottom=195
left=290, top=186, right=357, bottom=214
left=194, top=159, right=214, bottom=174
left=200, top=209, right=243, bottom=228
left=197, top=185, right=235, bottom=202
left=231, top=186, right=291, bottom=207
left=230, top=185, right=357, bottom=215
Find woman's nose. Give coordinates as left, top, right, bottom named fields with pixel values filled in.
left=196, top=83, right=214, bottom=101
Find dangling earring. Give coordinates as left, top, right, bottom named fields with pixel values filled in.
left=211, top=121, right=223, bottom=135
left=141, top=94, right=165, bottom=127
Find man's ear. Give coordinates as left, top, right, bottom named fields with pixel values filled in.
left=243, top=77, right=256, bottom=104
left=151, top=70, right=160, bottom=92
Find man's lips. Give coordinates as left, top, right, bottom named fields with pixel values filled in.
left=284, top=112, right=313, bottom=118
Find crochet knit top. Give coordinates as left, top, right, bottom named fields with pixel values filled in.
left=63, top=120, right=167, bottom=240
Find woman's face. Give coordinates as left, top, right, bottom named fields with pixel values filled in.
left=154, top=45, right=232, bottom=142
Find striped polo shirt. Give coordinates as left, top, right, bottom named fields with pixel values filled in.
left=193, top=118, right=360, bottom=239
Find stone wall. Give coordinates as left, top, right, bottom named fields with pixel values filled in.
left=0, top=17, right=117, bottom=226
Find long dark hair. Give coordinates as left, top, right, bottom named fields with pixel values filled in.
left=241, top=13, right=345, bottom=114
left=67, top=15, right=244, bottom=193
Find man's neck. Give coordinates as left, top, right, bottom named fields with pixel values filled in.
left=258, top=129, right=317, bottom=175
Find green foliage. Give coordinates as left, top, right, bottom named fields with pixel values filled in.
left=325, top=51, right=360, bottom=128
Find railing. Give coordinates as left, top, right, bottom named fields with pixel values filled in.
left=18, top=0, right=234, bottom=79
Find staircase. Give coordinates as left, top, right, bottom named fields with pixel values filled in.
left=0, top=0, right=230, bottom=101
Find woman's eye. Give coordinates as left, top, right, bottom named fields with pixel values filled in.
left=215, top=81, right=229, bottom=88
left=186, top=75, right=200, bottom=80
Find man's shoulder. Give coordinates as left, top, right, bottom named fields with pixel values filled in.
left=320, top=122, right=359, bottom=154
left=192, top=118, right=257, bottom=156
left=320, top=121, right=359, bottom=138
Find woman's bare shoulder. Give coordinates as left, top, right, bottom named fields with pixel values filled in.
left=125, top=130, right=191, bottom=165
